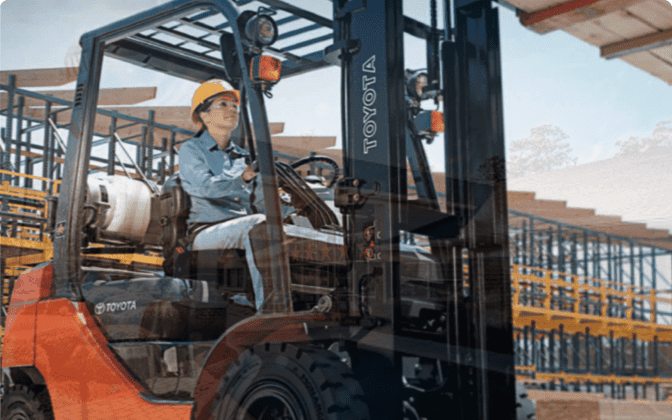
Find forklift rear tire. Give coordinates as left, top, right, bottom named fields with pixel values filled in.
left=1, top=385, right=54, bottom=420
left=211, top=343, right=369, bottom=420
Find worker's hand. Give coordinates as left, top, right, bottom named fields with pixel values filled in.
left=242, top=164, right=257, bottom=183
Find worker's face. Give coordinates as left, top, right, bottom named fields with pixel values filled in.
left=200, top=94, right=240, bottom=133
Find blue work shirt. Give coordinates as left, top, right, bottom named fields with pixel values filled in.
left=178, top=131, right=267, bottom=225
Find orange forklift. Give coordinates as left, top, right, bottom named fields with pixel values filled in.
left=1, top=1, right=528, bottom=419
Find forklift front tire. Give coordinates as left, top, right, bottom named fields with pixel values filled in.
left=1, top=384, right=54, bottom=420
left=211, top=343, right=369, bottom=420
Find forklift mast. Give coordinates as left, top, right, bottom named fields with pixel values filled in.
left=23, top=0, right=515, bottom=419
left=339, top=0, right=514, bottom=418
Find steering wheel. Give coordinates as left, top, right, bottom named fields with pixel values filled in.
left=289, top=155, right=340, bottom=188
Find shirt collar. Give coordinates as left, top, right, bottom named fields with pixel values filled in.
left=201, top=130, right=249, bottom=157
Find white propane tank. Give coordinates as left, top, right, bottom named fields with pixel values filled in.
left=86, top=174, right=154, bottom=242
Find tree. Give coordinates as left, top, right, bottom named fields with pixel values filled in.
left=507, top=125, right=576, bottom=178
left=615, top=120, right=672, bottom=155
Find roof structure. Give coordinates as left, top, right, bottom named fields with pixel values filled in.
left=503, top=0, right=672, bottom=84
left=0, top=68, right=286, bottom=148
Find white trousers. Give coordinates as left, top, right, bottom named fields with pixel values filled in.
left=192, top=214, right=267, bottom=310
left=191, top=215, right=344, bottom=311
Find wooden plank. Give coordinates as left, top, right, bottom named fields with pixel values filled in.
left=272, top=136, right=336, bottom=152
left=626, top=0, right=672, bottom=30
left=580, top=222, right=671, bottom=239
left=25, top=106, right=191, bottom=131
left=564, top=18, right=625, bottom=46
left=505, top=0, right=566, bottom=12
left=619, top=50, right=672, bottom=83
left=272, top=143, right=335, bottom=162
left=509, top=199, right=569, bottom=210
left=139, top=123, right=285, bottom=147
left=8, top=148, right=141, bottom=178
left=0, top=68, right=77, bottom=87
left=601, top=27, right=672, bottom=58
left=25, top=104, right=285, bottom=145
left=508, top=191, right=537, bottom=201
left=518, top=0, right=648, bottom=34
left=596, top=9, right=656, bottom=38
left=282, top=146, right=342, bottom=165
left=552, top=217, right=669, bottom=238
left=643, top=238, right=672, bottom=251
left=520, top=208, right=597, bottom=219
left=0, top=87, right=157, bottom=109
left=554, top=215, right=624, bottom=229
left=98, top=106, right=193, bottom=129
left=269, top=123, right=285, bottom=135
left=650, top=44, right=672, bottom=62
left=98, top=107, right=286, bottom=135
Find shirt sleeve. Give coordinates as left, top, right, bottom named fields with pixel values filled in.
left=178, top=140, right=248, bottom=199
left=250, top=177, right=295, bottom=218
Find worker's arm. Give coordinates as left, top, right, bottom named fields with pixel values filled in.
left=178, top=140, right=249, bottom=199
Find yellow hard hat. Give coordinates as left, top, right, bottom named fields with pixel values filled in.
left=191, top=79, right=241, bottom=125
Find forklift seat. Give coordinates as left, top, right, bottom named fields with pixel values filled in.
left=158, top=172, right=347, bottom=309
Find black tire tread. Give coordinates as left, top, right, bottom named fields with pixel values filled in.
left=212, top=343, right=369, bottom=420
left=1, top=384, right=54, bottom=420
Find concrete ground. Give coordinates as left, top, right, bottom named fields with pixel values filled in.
left=527, top=390, right=672, bottom=420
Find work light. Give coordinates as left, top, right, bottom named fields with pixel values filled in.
left=244, top=13, right=278, bottom=47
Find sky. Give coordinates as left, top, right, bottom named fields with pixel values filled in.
left=1, top=0, right=671, bottom=170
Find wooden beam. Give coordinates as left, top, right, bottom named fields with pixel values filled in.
left=25, top=104, right=285, bottom=145
left=509, top=199, right=569, bottom=210
left=508, top=191, right=536, bottom=201
left=601, top=27, right=672, bottom=59
left=643, top=238, right=672, bottom=251
left=97, top=106, right=193, bottom=129
left=0, top=68, right=77, bottom=87
left=522, top=208, right=597, bottom=219
left=626, top=0, right=672, bottom=31
left=1, top=87, right=158, bottom=109
left=564, top=18, right=625, bottom=47
left=8, top=148, right=140, bottom=178
left=619, top=50, right=672, bottom=84
left=520, top=0, right=648, bottom=34
left=272, top=136, right=337, bottom=153
left=96, top=107, right=285, bottom=135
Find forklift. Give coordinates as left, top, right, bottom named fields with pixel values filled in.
left=1, top=1, right=528, bottom=419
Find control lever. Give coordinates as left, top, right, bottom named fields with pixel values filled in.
left=334, top=178, right=380, bottom=211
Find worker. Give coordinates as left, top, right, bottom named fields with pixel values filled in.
left=178, top=79, right=292, bottom=311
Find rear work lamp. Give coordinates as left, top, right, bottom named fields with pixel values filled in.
left=238, top=11, right=279, bottom=48
left=250, top=55, right=282, bottom=83
left=245, top=15, right=278, bottom=46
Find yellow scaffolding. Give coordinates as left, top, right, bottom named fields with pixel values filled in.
left=512, top=264, right=672, bottom=342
